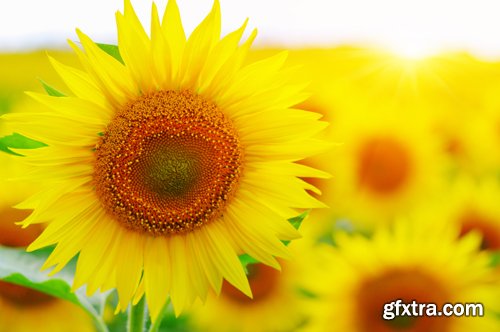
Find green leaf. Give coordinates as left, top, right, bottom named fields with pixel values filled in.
left=0, top=133, right=47, bottom=149
left=490, top=251, right=500, bottom=267
left=39, top=79, right=66, bottom=97
left=97, top=43, right=124, bottom=64
left=103, top=291, right=128, bottom=332
left=238, top=211, right=309, bottom=272
left=0, top=133, right=47, bottom=156
left=0, top=246, right=109, bottom=332
left=0, top=144, right=22, bottom=156
left=238, top=253, right=260, bottom=272
left=0, top=247, right=78, bottom=304
left=145, top=300, right=193, bottom=332
left=282, top=210, right=308, bottom=246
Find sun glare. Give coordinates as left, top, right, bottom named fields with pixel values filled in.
left=391, top=43, right=437, bottom=61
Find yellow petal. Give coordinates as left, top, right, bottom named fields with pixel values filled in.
left=116, top=0, right=153, bottom=92
left=178, top=0, right=221, bottom=88
left=200, top=223, right=251, bottom=298
left=161, top=0, right=186, bottom=83
left=197, top=19, right=248, bottom=93
left=150, top=3, right=172, bottom=88
left=48, top=56, right=109, bottom=109
left=143, top=237, right=171, bottom=321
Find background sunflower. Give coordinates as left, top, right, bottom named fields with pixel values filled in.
left=306, top=219, right=500, bottom=332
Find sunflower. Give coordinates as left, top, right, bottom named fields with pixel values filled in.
left=0, top=152, right=94, bottom=332
left=306, top=219, right=500, bottom=332
left=417, top=174, right=500, bottom=252
left=306, top=101, right=444, bottom=232
left=4, top=0, right=328, bottom=321
left=189, top=241, right=314, bottom=332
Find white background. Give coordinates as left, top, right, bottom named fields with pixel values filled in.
left=1, top=0, right=500, bottom=59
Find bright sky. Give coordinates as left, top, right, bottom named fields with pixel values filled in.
left=1, top=0, right=500, bottom=59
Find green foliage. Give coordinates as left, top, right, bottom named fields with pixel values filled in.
left=0, top=133, right=47, bottom=156
left=0, top=246, right=109, bottom=331
left=238, top=253, right=260, bottom=272
left=282, top=210, right=308, bottom=246
left=39, top=79, right=66, bottom=97
left=97, top=43, right=124, bottom=64
left=0, top=246, right=78, bottom=304
left=490, top=251, right=500, bottom=267
left=153, top=312, right=193, bottom=332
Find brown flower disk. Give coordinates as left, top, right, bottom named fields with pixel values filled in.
left=94, top=90, right=242, bottom=236
left=358, top=136, right=411, bottom=195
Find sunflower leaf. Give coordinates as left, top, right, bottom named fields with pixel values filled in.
left=239, top=211, right=309, bottom=272
left=490, top=251, right=500, bottom=267
left=0, top=144, right=23, bottom=156
left=282, top=210, right=309, bottom=246
left=0, top=133, right=47, bottom=156
left=39, top=79, right=66, bottom=97
left=0, top=246, right=109, bottom=332
left=288, top=210, right=309, bottom=230
left=0, top=133, right=47, bottom=149
left=97, top=43, right=124, bottom=64
left=0, top=247, right=79, bottom=304
left=238, top=254, right=260, bottom=270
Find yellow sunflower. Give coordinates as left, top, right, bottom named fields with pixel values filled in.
left=0, top=153, right=94, bottom=332
left=306, top=219, right=500, bottom=332
left=417, top=174, right=500, bottom=252
left=307, top=101, right=444, bottom=232
left=3, top=0, right=328, bottom=321
left=189, top=241, right=314, bottom=332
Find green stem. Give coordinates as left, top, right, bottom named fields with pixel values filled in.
left=148, top=298, right=170, bottom=332
left=91, top=314, right=109, bottom=332
left=76, top=294, right=109, bottom=332
left=128, top=296, right=146, bottom=332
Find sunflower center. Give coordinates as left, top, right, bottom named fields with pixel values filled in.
left=0, top=281, right=54, bottom=307
left=94, top=90, right=242, bottom=236
left=356, top=269, right=450, bottom=332
left=357, top=136, right=411, bottom=195
left=222, top=263, right=280, bottom=305
left=459, top=210, right=500, bottom=251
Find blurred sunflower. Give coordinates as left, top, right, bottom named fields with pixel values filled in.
left=190, top=241, right=314, bottom=332
left=4, top=0, right=328, bottom=320
left=430, top=77, right=500, bottom=175
left=0, top=152, right=94, bottom=332
left=419, top=174, right=500, bottom=252
left=0, top=279, right=94, bottom=332
left=466, top=69, right=500, bottom=174
left=306, top=219, right=500, bottom=332
left=309, top=103, right=443, bottom=231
